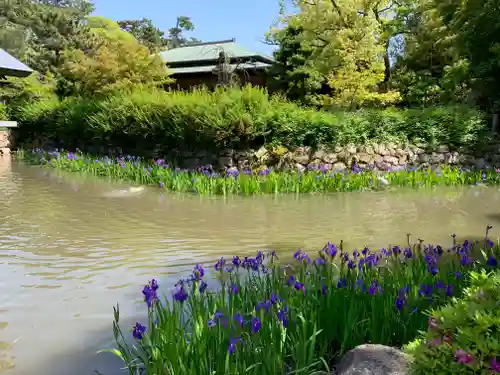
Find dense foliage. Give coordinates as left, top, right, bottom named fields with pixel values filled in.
left=12, top=86, right=490, bottom=153
left=2, top=0, right=499, bottom=151
left=0, top=0, right=195, bottom=98
left=406, top=269, right=500, bottom=374
left=268, top=0, right=500, bottom=111
left=101, top=234, right=499, bottom=374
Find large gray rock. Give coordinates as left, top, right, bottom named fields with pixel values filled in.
left=335, top=344, right=410, bottom=375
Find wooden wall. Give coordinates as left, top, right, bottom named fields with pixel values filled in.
left=167, top=69, right=269, bottom=91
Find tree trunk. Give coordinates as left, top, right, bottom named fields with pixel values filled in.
left=373, top=8, right=391, bottom=91
left=382, top=39, right=391, bottom=85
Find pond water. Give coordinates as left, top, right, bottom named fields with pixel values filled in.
left=1, top=156, right=500, bottom=375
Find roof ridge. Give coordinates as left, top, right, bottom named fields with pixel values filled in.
left=181, top=39, right=236, bottom=48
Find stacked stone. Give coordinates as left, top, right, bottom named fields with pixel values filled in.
left=0, top=130, right=10, bottom=155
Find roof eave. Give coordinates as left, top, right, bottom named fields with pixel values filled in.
left=163, top=54, right=276, bottom=67
left=0, top=67, right=33, bottom=78
left=170, top=64, right=272, bottom=76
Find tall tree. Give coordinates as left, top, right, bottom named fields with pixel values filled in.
left=60, top=16, right=171, bottom=95
left=391, top=0, right=471, bottom=106
left=266, top=24, right=328, bottom=105
left=435, top=0, right=500, bottom=112
left=0, top=0, right=34, bottom=59
left=0, top=0, right=94, bottom=73
left=166, top=16, right=200, bottom=48
left=274, top=0, right=401, bottom=109
left=117, top=18, right=166, bottom=53
left=117, top=16, right=200, bottom=52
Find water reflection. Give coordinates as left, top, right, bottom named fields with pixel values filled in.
left=0, top=161, right=499, bottom=374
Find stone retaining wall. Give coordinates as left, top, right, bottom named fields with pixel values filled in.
left=166, top=143, right=500, bottom=172
left=0, top=130, right=10, bottom=155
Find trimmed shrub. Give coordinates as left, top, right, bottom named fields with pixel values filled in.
left=11, top=85, right=491, bottom=154
left=405, top=270, right=500, bottom=374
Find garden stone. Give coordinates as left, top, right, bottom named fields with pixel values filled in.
left=378, top=162, right=392, bottom=171
left=430, top=153, right=444, bottom=164
left=346, top=145, right=357, bottom=154
left=295, top=163, right=306, bottom=173
left=277, top=159, right=294, bottom=171
left=220, top=148, right=234, bottom=157
left=324, top=153, right=338, bottom=163
left=385, top=142, right=397, bottom=151
left=335, top=344, right=410, bottom=375
left=458, top=154, right=472, bottom=164
left=484, top=153, right=493, bottom=162
left=183, top=158, right=200, bottom=170
left=407, top=154, right=418, bottom=163
left=334, top=146, right=343, bottom=153
left=365, top=145, right=374, bottom=155
left=332, top=161, right=347, bottom=171
left=437, top=145, right=449, bottom=153
left=293, top=146, right=310, bottom=157
left=418, top=154, right=429, bottom=163
left=383, top=155, right=398, bottom=164
left=357, top=153, right=372, bottom=164
left=254, top=146, right=268, bottom=160
left=376, top=144, right=390, bottom=156
left=313, top=148, right=326, bottom=160
left=218, top=156, right=234, bottom=168
left=293, top=154, right=310, bottom=164
left=475, top=158, right=486, bottom=169
left=237, top=158, right=250, bottom=170
left=444, top=152, right=457, bottom=164
left=235, top=151, right=252, bottom=161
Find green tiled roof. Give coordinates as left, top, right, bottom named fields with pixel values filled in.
left=0, top=49, right=33, bottom=78
left=169, top=61, right=272, bottom=75
left=160, top=39, right=275, bottom=65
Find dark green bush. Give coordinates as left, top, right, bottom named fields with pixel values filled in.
left=11, top=85, right=490, bottom=154
left=405, top=270, right=500, bottom=374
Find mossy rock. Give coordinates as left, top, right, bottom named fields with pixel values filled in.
left=270, top=145, right=289, bottom=157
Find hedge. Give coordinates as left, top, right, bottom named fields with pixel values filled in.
left=10, top=85, right=491, bottom=154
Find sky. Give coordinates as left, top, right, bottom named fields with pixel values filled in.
left=92, top=0, right=283, bottom=56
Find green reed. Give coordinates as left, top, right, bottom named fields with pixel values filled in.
left=100, top=233, right=500, bottom=375
left=18, top=149, right=500, bottom=196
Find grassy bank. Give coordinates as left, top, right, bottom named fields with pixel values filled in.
left=10, top=86, right=491, bottom=154
left=102, top=232, right=500, bottom=374
left=18, top=148, right=500, bottom=196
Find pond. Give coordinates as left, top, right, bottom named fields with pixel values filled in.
left=1, top=156, right=499, bottom=375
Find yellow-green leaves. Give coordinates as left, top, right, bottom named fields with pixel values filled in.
left=60, top=16, right=171, bottom=96
left=274, top=0, right=401, bottom=109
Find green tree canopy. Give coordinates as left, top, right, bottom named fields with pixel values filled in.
left=60, top=16, right=171, bottom=95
